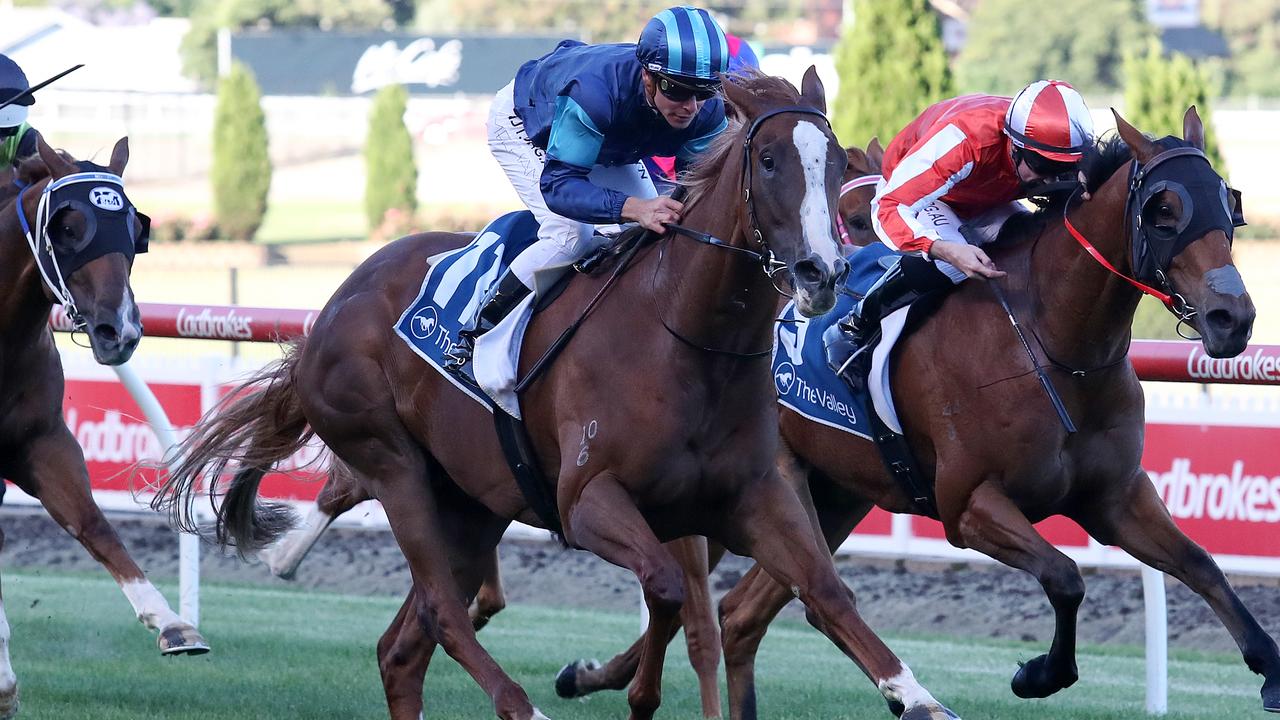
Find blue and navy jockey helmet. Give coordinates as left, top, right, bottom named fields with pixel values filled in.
left=0, top=54, right=33, bottom=129
left=636, top=6, right=730, bottom=90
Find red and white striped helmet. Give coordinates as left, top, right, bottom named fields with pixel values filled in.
left=1004, top=80, right=1094, bottom=163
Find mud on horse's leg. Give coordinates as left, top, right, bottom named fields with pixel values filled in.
left=720, top=471, right=956, bottom=720
left=1077, top=471, right=1280, bottom=712
left=566, top=472, right=686, bottom=720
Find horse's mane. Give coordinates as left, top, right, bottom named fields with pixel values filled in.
left=999, top=132, right=1135, bottom=244
left=680, top=71, right=806, bottom=209
left=14, top=153, right=53, bottom=186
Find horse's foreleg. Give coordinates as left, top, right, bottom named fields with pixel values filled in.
left=720, top=472, right=872, bottom=720
left=0, top=527, right=19, bottom=719
left=258, top=468, right=370, bottom=580
left=566, top=472, right=685, bottom=720
left=670, top=536, right=722, bottom=718
left=469, top=548, right=506, bottom=631
left=555, top=537, right=727, bottom=709
left=378, top=589, right=437, bottom=717
left=720, top=471, right=954, bottom=720
left=1076, top=471, right=1280, bottom=712
left=9, top=429, right=207, bottom=655
left=948, top=480, right=1084, bottom=699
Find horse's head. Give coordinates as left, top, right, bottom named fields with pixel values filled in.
left=18, top=136, right=147, bottom=365
left=722, top=67, right=847, bottom=317
left=838, top=138, right=884, bottom=249
left=1112, top=108, right=1254, bottom=357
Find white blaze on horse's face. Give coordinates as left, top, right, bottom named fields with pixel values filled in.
left=792, top=120, right=844, bottom=269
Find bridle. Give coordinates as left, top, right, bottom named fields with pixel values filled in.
left=836, top=172, right=882, bottom=244
left=665, top=105, right=833, bottom=297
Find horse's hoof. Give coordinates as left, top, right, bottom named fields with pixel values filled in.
left=553, top=659, right=599, bottom=699
left=0, top=681, right=18, bottom=720
left=531, top=710, right=551, bottom=720
left=158, top=624, right=211, bottom=656
left=899, top=702, right=959, bottom=720
left=1011, top=654, right=1076, bottom=699
left=1263, top=676, right=1280, bottom=712
left=885, top=697, right=905, bottom=717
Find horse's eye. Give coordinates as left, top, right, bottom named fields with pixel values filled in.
left=1158, top=204, right=1174, bottom=218
left=61, top=225, right=76, bottom=238
left=761, top=155, right=775, bottom=172
left=849, top=216, right=869, bottom=232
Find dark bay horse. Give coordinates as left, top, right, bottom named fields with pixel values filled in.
left=565, top=109, right=1275, bottom=720
left=156, top=71, right=963, bottom=720
left=0, top=138, right=207, bottom=717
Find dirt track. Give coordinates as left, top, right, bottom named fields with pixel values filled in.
left=2, top=505, right=1278, bottom=655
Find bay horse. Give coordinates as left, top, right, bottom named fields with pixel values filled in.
left=569, top=108, right=1275, bottom=719
left=244, top=137, right=890, bottom=719
left=712, top=108, right=1275, bottom=718
left=0, top=137, right=207, bottom=718
left=155, top=70, right=963, bottom=720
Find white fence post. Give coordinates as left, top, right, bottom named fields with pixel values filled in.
left=111, top=361, right=200, bottom=626
left=1142, top=565, right=1168, bottom=715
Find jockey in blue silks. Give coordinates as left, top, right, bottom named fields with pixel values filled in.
left=448, top=6, right=731, bottom=367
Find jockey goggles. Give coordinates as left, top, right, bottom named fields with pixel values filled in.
left=655, top=73, right=719, bottom=103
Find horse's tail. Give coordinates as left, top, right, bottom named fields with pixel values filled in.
left=150, top=339, right=312, bottom=555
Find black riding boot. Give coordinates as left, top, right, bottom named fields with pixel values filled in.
left=445, top=270, right=532, bottom=370
left=824, top=255, right=955, bottom=382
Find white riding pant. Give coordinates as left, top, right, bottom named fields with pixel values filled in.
left=871, top=179, right=1023, bottom=284
left=488, top=81, right=657, bottom=293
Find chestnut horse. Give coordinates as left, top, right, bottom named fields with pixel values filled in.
left=244, top=137, right=888, bottom=719
left=156, top=71, right=961, bottom=720
left=0, top=138, right=207, bottom=718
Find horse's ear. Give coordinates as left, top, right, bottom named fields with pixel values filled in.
left=865, top=136, right=884, bottom=171
left=108, top=137, right=130, bottom=176
left=1182, top=106, right=1206, bottom=151
left=1111, top=108, right=1157, bottom=163
left=36, top=134, right=72, bottom=178
left=721, top=74, right=761, bottom=122
left=799, top=65, right=826, bottom=114
left=845, top=146, right=869, bottom=175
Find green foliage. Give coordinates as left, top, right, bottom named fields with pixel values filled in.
left=956, top=0, right=1153, bottom=95
left=1204, top=0, right=1280, bottom=97
left=211, top=62, right=271, bottom=241
left=832, top=0, right=952, bottom=149
left=1131, top=295, right=1182, bottom=340
left=1123, top=39, right=1225, bottom=172
left=364, top=83, right=418, bottom=234
left=182, top=0, right=395, bottom=87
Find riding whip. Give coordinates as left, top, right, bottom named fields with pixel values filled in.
left=0, top=64, right=85, bottom=113
left=989, top=280, right=1077, bottom=434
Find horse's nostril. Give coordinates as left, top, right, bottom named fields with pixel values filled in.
left=94, top=324, right=119, bottom=344
left=1205, top=308, right=1235, bottom=332
left=793, top=260, right=823, bottom=286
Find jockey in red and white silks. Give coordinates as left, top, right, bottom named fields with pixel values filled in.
left=826, top=80, right=1094, bottom=383
left=872, top=80, right=1094, bottom=281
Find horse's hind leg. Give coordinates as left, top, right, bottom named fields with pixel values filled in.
left=566, top=472, right=687, bottom=720
left=258, top=464, right=370, bottom=579
left=946, top=480, right=1084, bottom=699
left=7, top=428, right=207, bottom=655
left=556, top=537, right=727, bottom=714
left=469, top=547, right=505, bottom=631
left=720, top=473, right=871, bottom=720
left=0, top=528, right=19, bottom=719
left=1076, top=470, right=1280, bottom=712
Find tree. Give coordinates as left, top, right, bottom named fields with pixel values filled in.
left=832, top=0, right=952, bottom=148
left=364, top=83, right=418, bottom=234
left=211, top=62, right=271, bottom=241
left=956, top=0, right=1153, bottom=95
left=1203, top=0, right=1280, bottom=97
left=1123, top=39, right=1226, bottom=172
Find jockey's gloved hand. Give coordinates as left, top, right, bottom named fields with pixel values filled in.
left=929, top=241, right=1006, bottom=280
left=623, top=195, right=683, bottom=234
